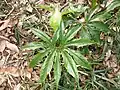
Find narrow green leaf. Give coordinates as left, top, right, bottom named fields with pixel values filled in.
left=87, top=6, right=99, bottom=21
left=40, top=50, right=55, bottom=83
left=52, top=29, right=60, bottom=44
left=67, top=49, right=92, bottom=70
left=65, top=24, right=82, bottom=41
left=59, top=21, right=65, bottom=43
left=66, top=39, right=95, bottom=47
left=95, top=74, right=118, bottom=87
left=54, top=52, right=61, bottom=88
left=94, top=81, right=108, bottom=90
left=90, top=11, right=111, bottom=22
left=86, top=26, right=101, bottom=43
left=88, top=21, right=109, bottom=33
left=31, top=28, right=51, bottom=43
left=106, top=0, right=120, bottom=12
left=52, top=22, right=65, bottom=45
left=29, top=50, right=49, bottom=68
left=80, top=27, right=91, bottom=39
left=62, top=51, right=79, bottom=81
left=22, top=42, right=44, bottom=50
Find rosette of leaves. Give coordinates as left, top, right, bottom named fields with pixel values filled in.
left=23, top=22, right=95, bottom=89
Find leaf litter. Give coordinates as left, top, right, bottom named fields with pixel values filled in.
left=0, top=17, right=36, bottom=89
left=0, top=0, right=120, bottom=90
left=0, top=0, right=41, bottom=89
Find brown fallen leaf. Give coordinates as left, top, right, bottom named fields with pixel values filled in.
left=25, top=70, right=31, bottom=79
left=8, top=18, right=18, bottom=27
left=0, top=35, right=9, bottom=41
left=0, top=19, right=10, bottom=31
left=0, top=40, right=6, bottom=52
left=6, top=41, right=19, bottom=53
left=9, top=36, right=17, bottom=43
left=14, top=84, right=21, bottom=90
left=0, top=67, right=19, bottom=77
left=0, top=75, right=6, bottom=85
left=32, top=71, right=39, bottom=81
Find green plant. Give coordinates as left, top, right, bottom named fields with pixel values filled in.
left=22, top=0, right=120, bottom=89
left=23, top=20, right=95, bottom=89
